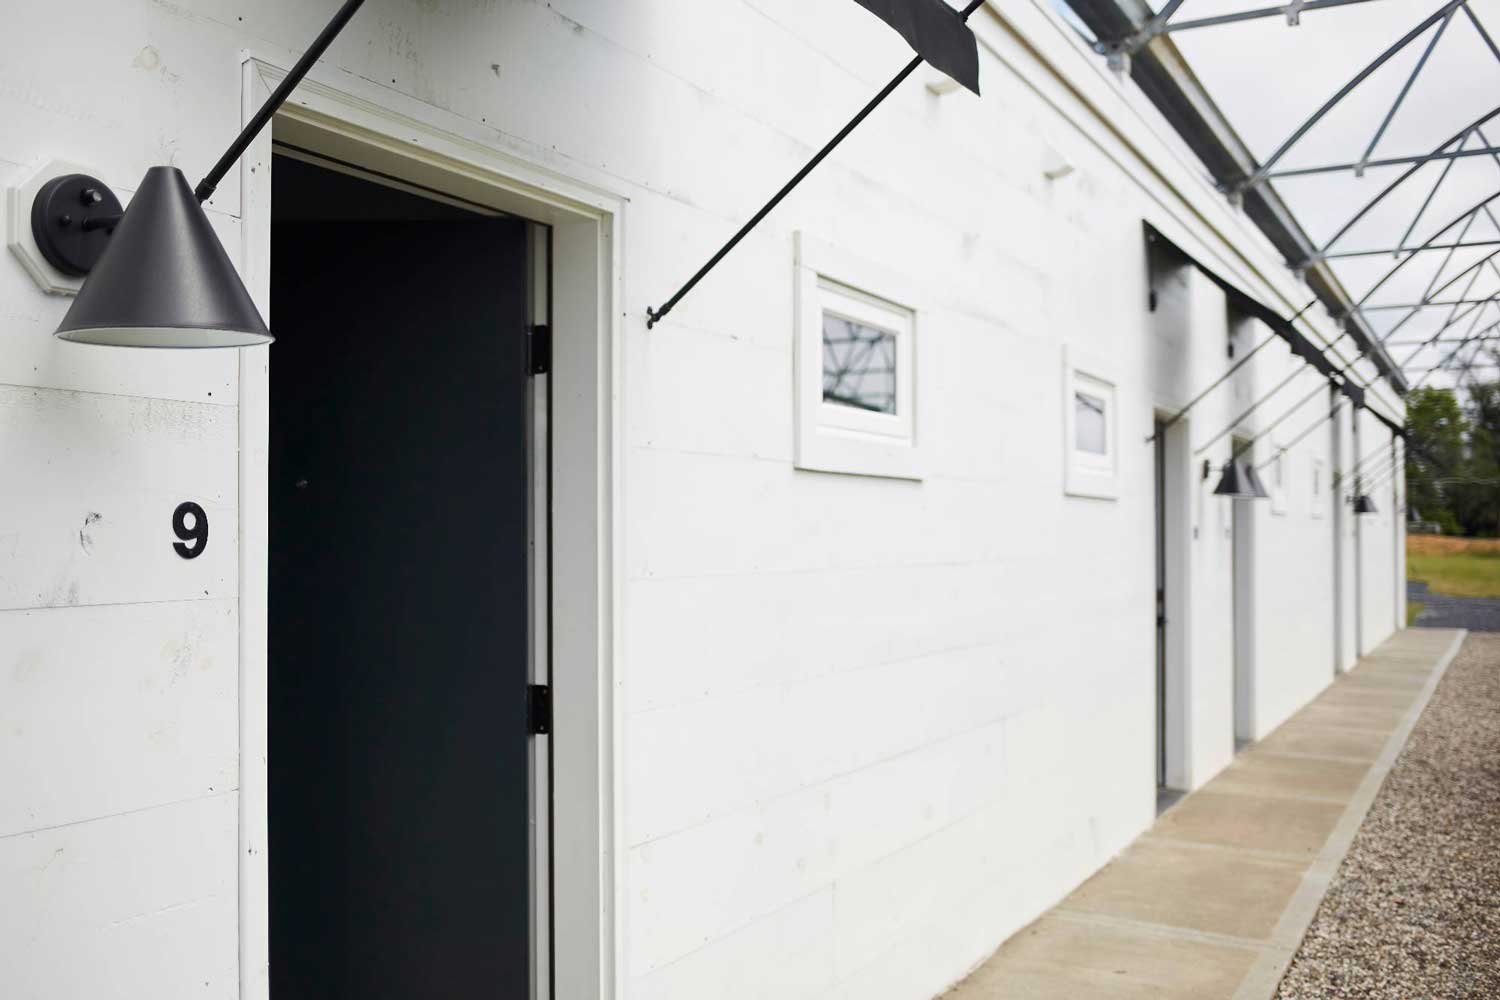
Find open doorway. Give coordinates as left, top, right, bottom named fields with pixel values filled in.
left=1153, top=416, right=1188, bottom=811
left=267, top=152, right=543, bottom=999
left=1231, top=437, right=1255, bottom=750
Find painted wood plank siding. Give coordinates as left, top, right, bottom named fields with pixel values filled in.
left=0, top=1, right=1404, bottom=998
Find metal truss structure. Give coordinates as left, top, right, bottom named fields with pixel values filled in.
left=1062, top=0, right=1500, bottom=405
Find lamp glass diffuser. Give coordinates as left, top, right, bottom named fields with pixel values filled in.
left=54, top=166, right=271, bottom=348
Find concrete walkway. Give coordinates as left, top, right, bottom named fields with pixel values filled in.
left=942, top=628, right=1466, bottom=1000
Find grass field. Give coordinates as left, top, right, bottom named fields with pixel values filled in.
left=1407, top=535, right=1500, bottom=599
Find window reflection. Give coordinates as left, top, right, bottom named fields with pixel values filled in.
left=822, top=312, right=897, bottom=414
left=1074, top=391, right=1108, bottom=454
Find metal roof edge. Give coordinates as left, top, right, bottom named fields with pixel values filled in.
left=1063, top=0, right=1409, bottom=393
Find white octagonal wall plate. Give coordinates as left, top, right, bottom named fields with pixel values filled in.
left=6, top=159, right=122, bottom=296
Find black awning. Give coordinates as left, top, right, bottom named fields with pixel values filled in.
left=1284, top=327, right=1339, bottom=380
left=852, top=0, right=980, bottom=94
left=1150, top=226, right=1345, bottom=387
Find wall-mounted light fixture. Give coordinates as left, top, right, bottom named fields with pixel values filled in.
left=1242, top=461, right=1271, bottom=499
left=31, top=0, right=367, bottom=348
left=1353, top=493, right=1378, bottom=514
left=1211, top=458, right=1269, bottom=500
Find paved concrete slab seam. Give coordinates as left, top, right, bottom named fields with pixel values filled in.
left=1049, top=908, right=1271, bottom=954
left=1137, top=835, right=1313, bottom=865
left=1275, top=723, right=1404, bottom=736
left=1190, top=784, right=1351, bottom=806
left=1228, top=628, right=1468, bottom=1000
left=1248, top=750, right=1380, bottom=766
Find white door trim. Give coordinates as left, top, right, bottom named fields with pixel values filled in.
left=235, top=53, right=625, bottom=1000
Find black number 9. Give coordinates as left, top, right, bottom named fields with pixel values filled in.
left=173, top=501, right=209, bottom=559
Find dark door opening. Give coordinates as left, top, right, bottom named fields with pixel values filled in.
left=1153, top=420, right=1168, bottom=792
left=1153, top=417, right=1185, bottom=813
left=268, top=153, right=534, bottom=999
left=1231, top=437, right=1254, bottom=751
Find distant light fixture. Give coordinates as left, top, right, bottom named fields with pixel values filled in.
left=31, top=0, right=367, bottom=348
left=1212, top=458, right=1266, bottom=499
left=1354, top=493, right=1378, bottom=515
left=1242, top=461, right=1271, bottom=499
left=1041, top=144, right=1076, bottom=181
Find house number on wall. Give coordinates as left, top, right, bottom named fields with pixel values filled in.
left=173, top=501, right=208, bottom=559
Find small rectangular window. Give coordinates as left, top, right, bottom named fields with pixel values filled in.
left=1271, top=452, right=1288, bottom=515
left=1063, top=351, right=1118, bottom=500
left=1074, top=391, right=1108, bottom=455
left=794, top=233, right=922, bottom=479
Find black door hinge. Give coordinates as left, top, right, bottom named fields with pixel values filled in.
left=527, top=324, right=551, bottom=376
left=527, top=683, right=551, bottom=735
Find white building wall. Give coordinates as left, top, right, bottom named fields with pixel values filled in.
left=1234, top=338, right=1339, bottom=739
left=0, top=2, right=1407, bottom=999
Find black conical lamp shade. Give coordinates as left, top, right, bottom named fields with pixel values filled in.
left=1242, top=461, right=1271, bottom=499
left=55, top=166, right=271, bottom=348
left=1354, top=493, right=1378, bottom=515
left=1212, top=459, right=1263, bottom=500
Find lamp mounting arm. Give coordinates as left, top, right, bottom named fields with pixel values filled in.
left=192, top=0, right=368, bottom=204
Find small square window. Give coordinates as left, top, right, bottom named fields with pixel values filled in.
left=795, top=234, right=923, bottom=479
left=1063, top=350, right=1118, bottom=500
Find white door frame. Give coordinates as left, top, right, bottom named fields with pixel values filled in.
left=234, top=54, right=624, bottom=1000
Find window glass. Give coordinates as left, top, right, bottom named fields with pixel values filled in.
left=1074, top=390, right=1108, bottom=455
left=822, top=311, right=897, bottom=414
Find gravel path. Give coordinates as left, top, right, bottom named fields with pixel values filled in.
left=1275, top=632, right=1500, bottom=1000
left=1408, top=582, right=1500, bottom=632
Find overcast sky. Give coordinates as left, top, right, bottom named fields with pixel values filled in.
left=1135, top=0, right=1500, bottom=390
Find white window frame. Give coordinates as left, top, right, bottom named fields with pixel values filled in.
left=1063, top=347, right=1119, bottom=500
left=794, top=232, right=926, bottom=480
left=1311, top=455, right=1326, bottom=519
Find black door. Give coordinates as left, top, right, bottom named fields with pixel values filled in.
left=269, top=156, right=532, bottom=999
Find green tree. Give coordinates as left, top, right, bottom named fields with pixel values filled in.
left=1449, top=375, right=1500, bottom=536
left=1405, top=386, right=1467, bottom=530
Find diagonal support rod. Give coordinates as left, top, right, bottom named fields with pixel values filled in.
left=646, top=1, right=985, bottom=329
left=1162, top=0, right=1382, bottom=34
left=1243, top=1, right=1464, bottom=190
left=194, top=0, right=368, bottom=203
left=1146, top=298, right=1319, bottom=443
left=1357, top=7, right=1453, bottom=173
